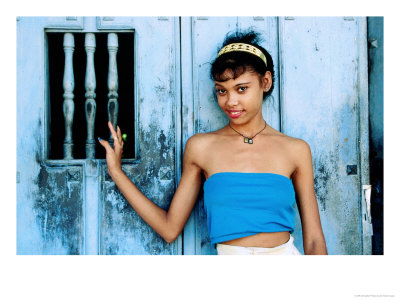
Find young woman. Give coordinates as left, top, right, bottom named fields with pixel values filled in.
left=98, top=29, right=327, bottom=255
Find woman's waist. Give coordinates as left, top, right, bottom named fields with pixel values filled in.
left=218, top=231, right=291, bottom=248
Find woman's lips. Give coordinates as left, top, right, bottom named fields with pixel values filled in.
left=227, top=110, right=243, bottom=118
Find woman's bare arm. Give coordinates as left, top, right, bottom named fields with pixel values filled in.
left=291, top=139, right=328, bottom=255
left=99, top=121, right=202, bottom=243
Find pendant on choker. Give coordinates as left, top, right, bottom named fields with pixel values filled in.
left=244, top=137, right=253, bottom=144
left=229, top=121, right=267, bottom=145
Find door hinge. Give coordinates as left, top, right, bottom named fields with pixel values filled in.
left=368, top=38, right=378, bottom=49
left=347, top=164, right=357, bottom=175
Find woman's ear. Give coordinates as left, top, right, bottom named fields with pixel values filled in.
left=263, top=71, right=272, bottom=92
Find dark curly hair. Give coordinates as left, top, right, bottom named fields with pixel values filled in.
left=210, top=28, right=274, bottom=99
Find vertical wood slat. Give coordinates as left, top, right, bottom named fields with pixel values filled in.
left=63, top=33, right=75, bottom=159
left=85, top=33, right=97, bottom=158
left=357, top=17, right=372, bottom=254
left=107, top=33, right=119, bottom=144
left=190, top=17, right=238, bottom=255
left=181, top=17, right=196, bottom=255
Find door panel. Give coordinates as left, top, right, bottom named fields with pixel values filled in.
left=17, top=17, right=181, bottom=255
left=17, top=17, right=86, bottom=254
left=99, top=17, right=180, bottom=254
left=279, top=17, right=369, bottom=254
left=33, top=166, right=83, bottom=254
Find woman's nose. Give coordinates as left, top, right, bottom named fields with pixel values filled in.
left=226, top=92, right=239, bottom=106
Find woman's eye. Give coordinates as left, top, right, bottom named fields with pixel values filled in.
left=217, top=89, right=226, bottom=95
left=238, top=86, right=247, bottom=92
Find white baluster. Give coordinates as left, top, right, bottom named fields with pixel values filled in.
left=63, top=33, right=75, bottom=159
left=107, top=33, right=119, bottom=145
left=84, top=33, right=96, bottom=159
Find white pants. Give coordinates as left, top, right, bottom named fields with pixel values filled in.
left=216, top=235, right=302, bottom=255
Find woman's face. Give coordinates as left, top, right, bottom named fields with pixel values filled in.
left=215, top=70, right=271, bottom=124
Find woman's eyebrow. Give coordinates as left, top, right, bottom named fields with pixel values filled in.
left=215, top=81, right=251, bottom=87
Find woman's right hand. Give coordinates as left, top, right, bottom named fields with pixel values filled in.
left=98, top=121, right=124, bottom=177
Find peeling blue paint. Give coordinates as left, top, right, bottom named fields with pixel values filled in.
left=33, top=165, right=83, bottom=254
left=18, top=16, right=372, bottom=255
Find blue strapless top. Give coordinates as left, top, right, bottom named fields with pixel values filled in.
left=203, top=172, right=296, bottom=245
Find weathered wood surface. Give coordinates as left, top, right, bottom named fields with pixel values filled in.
left=279, top=17, right=369, bottom=254
left=17, top=18, right=84, bottom=254
left=17, top=17, right=180, bottom=255
left=17, top=17, right=369, bottom=255
left=99, top=17, right=180, bottom=254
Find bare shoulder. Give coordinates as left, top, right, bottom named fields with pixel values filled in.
left=185, top=132, right=217, bottom=150
left=183, top=132, right=218, bottom=166
left=282, top=135, right=310, bottom=152
left=270, top=132, right=311, bottom=161
left=290, top=137, right=311, bottom=157
left=268, top=129, right=308, bottom=148
left=280, top=135, right=312, bottom=169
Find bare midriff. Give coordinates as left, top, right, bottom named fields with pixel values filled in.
left=218, top=231, right=290, bottom=248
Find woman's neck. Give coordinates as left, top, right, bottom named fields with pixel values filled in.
left=228, top=115, right=267, bottom=137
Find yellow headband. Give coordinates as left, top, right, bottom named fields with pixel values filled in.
left=217, top=43, right=267, bottom=67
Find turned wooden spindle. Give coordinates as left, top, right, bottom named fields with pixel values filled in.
left=84, top=33, right=97, bottom=159
left=63, top=33, right=75, bottom=160
left=107, top=33, right=119, bottom=145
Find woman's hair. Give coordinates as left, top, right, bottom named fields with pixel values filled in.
left=210, top=28, right=274, bottom=99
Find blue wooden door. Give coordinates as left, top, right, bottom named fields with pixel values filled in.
left=278, top=17, right=371, bottom=254
left=17, top=16, right=371, bottom=255
left=17, top=17, right=182, bottom=254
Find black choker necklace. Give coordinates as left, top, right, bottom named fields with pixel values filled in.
left=229, top=121, right=267, bottom=144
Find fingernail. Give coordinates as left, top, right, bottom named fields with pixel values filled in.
left=98, top=137, right=102, bottom=141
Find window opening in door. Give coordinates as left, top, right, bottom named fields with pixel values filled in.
left=47, top=32, right=135, bottom=160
